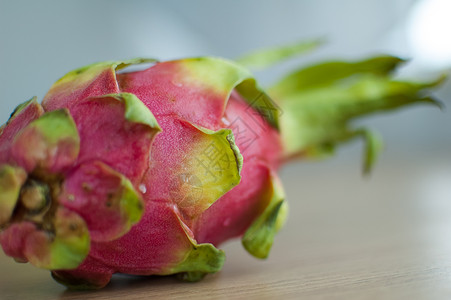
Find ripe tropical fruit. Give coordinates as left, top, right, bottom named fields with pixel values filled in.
left=0, top=49, right=442, bottom=289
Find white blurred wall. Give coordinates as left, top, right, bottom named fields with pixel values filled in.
left=0, top=0, right=449, bottom=159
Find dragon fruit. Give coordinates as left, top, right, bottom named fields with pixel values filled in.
left=0, top=52, right=442, bottom=289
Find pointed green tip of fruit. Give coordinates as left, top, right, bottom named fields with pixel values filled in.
left=242, top=175, right=286, bottom=259
left=49, top=235, right=90, bottom=270
left=11, top=109, right=80, bottom=173
left=236, top=79, right=281, bottom=130
left=0, top=165, right=27, bottom=226
left=226, top=130, right=244, bottom=175
left=49, top=209, right=90, bottom=270
left=103, top=93, right=161, bottom=131
left=167, top=214, right=226, bottom=280
left=275, top=200, right=289, bottom=232
left=171, top=243, right=226, bottom=278
left=242, top=201, right=284, bottom=259
left=116, top=58, right=158, bottom=71
left=178, top=56, right=281, bottom=130
left=8, top=97, right=39, bottom=121
left=54, top=58, right=158, bottom=85
left=25, top=208, right=90, bottom=270
left=120, top=177, right=145, bottom=227
left=181, top=124, right=243, bottom=219
left=33, top=109, right=80, bottom=144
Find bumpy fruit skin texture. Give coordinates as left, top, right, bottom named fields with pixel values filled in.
left=0, top=58, right=285, bottom=289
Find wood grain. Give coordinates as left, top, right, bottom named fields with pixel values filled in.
left=1, top=155, right=451, bottom=300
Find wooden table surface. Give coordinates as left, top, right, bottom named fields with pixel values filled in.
left=1, top=154, right=450, bottom=300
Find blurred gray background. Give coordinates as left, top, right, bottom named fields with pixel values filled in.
left=0, top=0, right=450, bottom=163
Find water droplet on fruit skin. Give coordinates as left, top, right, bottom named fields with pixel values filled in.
left=221, top=117, right=231, bottom=126
left=171, top=80, right=183, bottom=88
left=139, top=184, right=147, bottom=194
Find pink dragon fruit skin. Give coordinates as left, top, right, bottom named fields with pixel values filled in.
left=0, top=55, right=442, bottom=289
